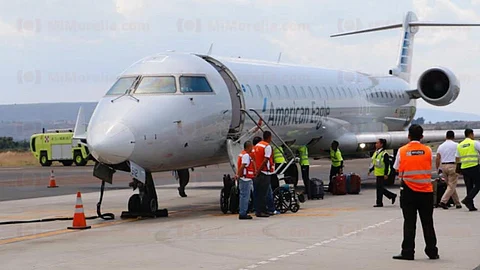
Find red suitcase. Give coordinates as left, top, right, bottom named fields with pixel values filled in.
left=346, top=173, right=361, bottom=194
left=331, top=174, right=347, bottom=195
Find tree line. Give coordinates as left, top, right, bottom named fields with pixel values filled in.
left=0, top=137, right=29, bottom=151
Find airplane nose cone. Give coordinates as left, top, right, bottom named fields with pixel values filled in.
left=88, top=122, right=135, bottom=165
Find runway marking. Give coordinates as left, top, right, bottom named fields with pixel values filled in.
left=0, top=219, right=137, bottom=246
left=238, top=218, right=395, bottom=270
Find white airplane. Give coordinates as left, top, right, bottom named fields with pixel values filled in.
left=74, top=11, right=480, bottom=217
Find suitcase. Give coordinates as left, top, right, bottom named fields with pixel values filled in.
left=309, top=178, right=324, bottom=199
left=346, top=173, right=361, bottom=194
left=331, top=174, right=347, bottom=195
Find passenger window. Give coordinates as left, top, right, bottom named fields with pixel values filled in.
left=105, top=77, right=137, bottom=95
left=322, top=87, right=329, bottom=99
left=308, top=87, right=314, bottom=99
left=329, top=87, right=335, bottom=98
left=135, top=76, right=176, bottom=94
left=179, top=76, right=213, bottom=93
left=265, top=85, right=272, bottom=98
left=315, top=86, right=321, bottom=98
left=274, top=86, right=281, bottom=99
left=300, top=87, right=306, bottom=98
left=283, top=86, right=290, bottom=98
left=256, top=85, right=264, bottom=98
left=247, top=84, right=254, bottom=97
left=291, top=86, right=299, bottom=98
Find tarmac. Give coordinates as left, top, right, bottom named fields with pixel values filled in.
left=0, top=158, right=478, bottom=270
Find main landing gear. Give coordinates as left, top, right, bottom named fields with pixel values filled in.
left=121, top=171, right=168, bottom=219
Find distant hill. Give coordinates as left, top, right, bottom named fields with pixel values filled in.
left=415, top=108, right=480, bottom=123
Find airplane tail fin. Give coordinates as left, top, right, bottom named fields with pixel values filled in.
left=331, top=11, right=480, bottom=83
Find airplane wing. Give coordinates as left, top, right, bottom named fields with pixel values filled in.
left=354, top=129, right=480, bottom=152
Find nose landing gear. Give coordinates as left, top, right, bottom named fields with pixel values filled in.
left=121, top=171, right=168, bottom=219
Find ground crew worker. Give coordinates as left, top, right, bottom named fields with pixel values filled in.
left=175, top=169, right=190, bottom=197
left=253, top=132, right=274, bottom=217
left=456, top=128, right=480, bottom=211
left=235, top=141, right=256, bottom=220
left=393, top=124, right=439, bottom=261
left=271, top=144, right=286, bottom=190
left=435, top=130, right=461, bottom=209
left=329, top=140, right=344, bottom=192
left=298, top=145, right=310, bottom=198
left=368, top=138, right=397, bottom=207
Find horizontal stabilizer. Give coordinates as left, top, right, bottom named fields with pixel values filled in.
left=330, top=23, right=402, bottom=37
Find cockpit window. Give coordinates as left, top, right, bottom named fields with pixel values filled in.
left=180, top=76, right=213, bottom=93
left=105, top=77, right=137, bottom=95
left=135, top=76, right=176, bottom=94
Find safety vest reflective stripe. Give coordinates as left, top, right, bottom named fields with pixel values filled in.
left=330, top=149, right=342, bottom=167
left=402, top=178, right=432, bottom=183
left=401, top=170, right=431, bottom=176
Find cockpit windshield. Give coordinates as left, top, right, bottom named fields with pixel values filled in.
left=135, top=76, right=176, bottom=94
left=105, top=77, right=137, bottom=95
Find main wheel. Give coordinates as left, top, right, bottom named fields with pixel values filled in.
left=39, top=152, right=52, bottom=167
left=128, top=194, right=142, bottom=213
left=143, top=197, right=158, bottom=213
left=74, top=151, right=87, bottom=166
left=220, top=188, right=229, bottom=214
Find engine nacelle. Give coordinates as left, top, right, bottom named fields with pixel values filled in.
left=417, top=67, right=460, bottom=106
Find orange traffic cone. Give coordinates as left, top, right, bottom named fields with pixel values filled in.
left=47, top=170, right=58, bottom=188
left=67, top=192, right=91, bottom=230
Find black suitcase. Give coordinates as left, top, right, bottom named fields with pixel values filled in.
left=309, top=178, right=324, bottom=199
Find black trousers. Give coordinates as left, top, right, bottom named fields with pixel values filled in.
left=253, top=173, right=270, bottom=214
left=177, top=169, right=190, bottom=190
left=301, top=165, right=310, bottom=194
left=328, top=165, right=341, bottom=191
left=375, top=176, right=395, bottom=205
left=462, top=165, right=480, bottom=205
left=399, top=181, right=438, bottom=257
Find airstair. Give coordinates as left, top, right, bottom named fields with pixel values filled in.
left=225, top=109, right=298, bottom=176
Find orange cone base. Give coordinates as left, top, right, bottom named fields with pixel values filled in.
left=47, top=185, right=58, bottom=188
left=67, top=225, right=91, bottom=230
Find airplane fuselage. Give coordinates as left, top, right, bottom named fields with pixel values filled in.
left=87, top=52, right=416, bottom=173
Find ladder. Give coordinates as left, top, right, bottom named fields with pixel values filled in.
left=226, top=108, right=298, bottom=176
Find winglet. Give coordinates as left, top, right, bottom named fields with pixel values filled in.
left=73, top=106, right=87, bottom=140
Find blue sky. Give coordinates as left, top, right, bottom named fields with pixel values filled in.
left=2, top=0, right=480, bottom=114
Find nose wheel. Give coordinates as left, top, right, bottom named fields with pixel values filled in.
left=121, top=171, right=168, bottom=219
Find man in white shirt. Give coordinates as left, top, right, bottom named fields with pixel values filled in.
left=435, top=131, right=461, bottom=209
left=236, top=141, right=256, bottom=220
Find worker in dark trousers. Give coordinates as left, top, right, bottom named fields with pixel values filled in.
left=298, top=145, right=310, bottom=198
left=368, top=138, right=397, bottom=207
left=328, top=140, right=343, bottom=192
left=456, top=128, right=480, bottom=211
left=393, top=124, right=439, bottom=260
left=176, top=168, right=190, bottom=197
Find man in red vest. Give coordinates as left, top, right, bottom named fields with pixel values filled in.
left=236, top=141, right=256, bottom=220
left=253, top=131, right=274, bottom=217
left=392, top=124, right=439, bottom=260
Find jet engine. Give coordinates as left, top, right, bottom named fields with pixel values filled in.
left=416, top=67, right=460, bottom=106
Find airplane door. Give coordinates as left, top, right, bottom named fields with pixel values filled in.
left=199, top=55, right=245, bottom=137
